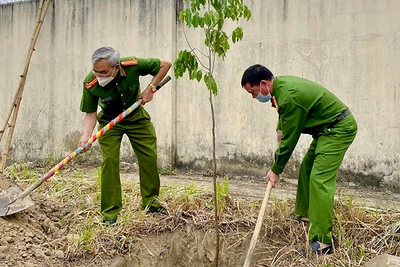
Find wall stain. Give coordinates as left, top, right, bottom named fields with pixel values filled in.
left=283, top=0, right=288, bottom=21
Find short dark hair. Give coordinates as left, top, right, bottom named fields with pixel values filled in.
left=241, top=64, right=274, bottom=87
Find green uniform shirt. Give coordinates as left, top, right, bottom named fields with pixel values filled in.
left=80, top=57, right=160, bottom=117
left=271, top=76, right=348, bottom=174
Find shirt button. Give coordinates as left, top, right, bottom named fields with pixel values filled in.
left=121, top=94, right=123, bottom=96
left=116, top=83, right=119, bottom=86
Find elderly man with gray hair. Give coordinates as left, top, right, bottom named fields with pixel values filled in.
left=79, top=47, right=172, bottom=225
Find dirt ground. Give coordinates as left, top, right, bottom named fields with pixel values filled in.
left=0, top=167, right=399, bottom=267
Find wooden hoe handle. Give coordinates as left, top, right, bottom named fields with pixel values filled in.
left=243, top=181, right=273, bottom=267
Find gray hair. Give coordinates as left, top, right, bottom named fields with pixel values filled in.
left=91, top=47, right=120, bottom=67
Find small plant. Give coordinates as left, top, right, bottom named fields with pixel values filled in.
left=81, top=228, right=93, bottom=241
left=94, top=167, right=101, bottom=187
left=5, top=163, right=395, bottom=266
left=73, top=169, right=85, bottom=180
left=43, top=156, right=55, bottom=164
left=216, top=175, right=231, bottom=212
left=358, top=244, right=365, bottom=261
left=159, top=165, right=176, bottom=175
left=5, top=163, right=39, bottom=183
left=174, top=1, right=251, bottom=265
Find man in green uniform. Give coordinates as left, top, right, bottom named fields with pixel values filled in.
left=79, top=47, right=172, bottom=225
left=241, top=64, right=357, bottom=254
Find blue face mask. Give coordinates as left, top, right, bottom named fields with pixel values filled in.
left=256, top=82, right=271, bottom=103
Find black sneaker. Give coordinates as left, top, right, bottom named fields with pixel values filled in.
left=101, top=218, right=117, bottom=226
left=298, top=241, right=334, bottom=256
left=146, top=206, right=169, bottom=216
left=310, top=241, right=334, bottom=255
left=291, top=213, right=309, bottom=224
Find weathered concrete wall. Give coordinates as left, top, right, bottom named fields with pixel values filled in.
left=175, top=0, right=400, bottom=189
left=0, top=0, right=177, bottom=165
left=1, top=0, right=399, bottom=189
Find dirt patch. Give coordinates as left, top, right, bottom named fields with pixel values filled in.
left=0, top=168, right=266, bottom=267
left=0, top=166, right=400, bottom=266
left=0, top=175, right=69, bottom=266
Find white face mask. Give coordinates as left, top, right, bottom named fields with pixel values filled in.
left=97, top=76, right=114, bottom=87
left=95, top=68, right=116, bottom=87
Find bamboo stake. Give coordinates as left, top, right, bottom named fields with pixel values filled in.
left=0, top=99, right=14, bottom=142
left=1, top=0, right=52, bottom=169
left=0, top=0, right=45, bottom=143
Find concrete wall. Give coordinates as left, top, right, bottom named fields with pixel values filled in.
left=1, top=0, right=399, bottom=188
left=0, top=0, right=177, bottom=165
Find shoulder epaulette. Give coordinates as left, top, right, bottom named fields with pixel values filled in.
left=121, top=58, right=138, bottom=67
left=84, top=77, right=98, bottom=90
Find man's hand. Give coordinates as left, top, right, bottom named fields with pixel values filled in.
left=78, top=112, right=97, bottom=154
left=140, top=59, right=172, bottom=104
left=266, top=169, right=280, bottom=188
left=276, top=130, right=282, bottom=144
left=140, top=88, right=154, bottom=104
left=78, top=135, right=92, bottom=153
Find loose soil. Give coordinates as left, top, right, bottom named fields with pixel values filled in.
left=0, top=166, right=399, bottom=267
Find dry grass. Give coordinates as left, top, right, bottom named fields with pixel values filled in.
left=4, top=163, right=400, bottom=266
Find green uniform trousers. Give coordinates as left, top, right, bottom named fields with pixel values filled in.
left=97, top=107, right=161, bottom=220
left=294, top=114, right=357, bottom=244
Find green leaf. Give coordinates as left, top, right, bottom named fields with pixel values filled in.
left=212, top=0, right=222, bottom=10
left=225, top=7, right=232, bottom=19
left=204, top=29, right=213, bottom=47
left=179, top=10, right=185, bottom=22
left=210, top=12, right=218, bottom=27
left=232, top=27, right=243, bottom=43
left=196, top=70, right=202, bottom=82
left=204, top=13, right=211, bottom=26
left=244, top=6, right=252, bottom=20
left=192, top=14, right=200, bottom=27
left=174, top=0, right=251, bottom=94
left=185, top=10, right=192, bottom=26
left=203, top=74, right=218, bottom=95
left=199, top=17, right=205, bottom=27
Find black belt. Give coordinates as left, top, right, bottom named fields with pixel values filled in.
left=331, top=109, right=351, bottom=127
left=325, top=109, right=351, bottom=129
left=313, top=109, right=351, bottom=138
left=337, top=109, right=351, bottom=121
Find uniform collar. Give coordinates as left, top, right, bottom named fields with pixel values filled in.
left=272, top=76, right=280, bottom=95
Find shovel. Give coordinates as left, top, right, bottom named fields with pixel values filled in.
left=0, top=76, right=171, bottom=217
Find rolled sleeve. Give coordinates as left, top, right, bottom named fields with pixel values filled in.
left=80, top=86, right=99, bottom=113
left=137, top=58, right=161, bottom=76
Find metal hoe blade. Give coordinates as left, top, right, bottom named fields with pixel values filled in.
left=0, top=186, right=35, bottom=217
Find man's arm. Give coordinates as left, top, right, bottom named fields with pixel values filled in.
left=78, top=112, right=97, bottom=153
left=276, top=118, right=282, bottom=143
left=141, top=59, right=172, bottom=104
left=267, top=105, right=307, bottom=188
left=271, top=106, right=306, bottom=175
left=276, top=130, right=282, bottom=144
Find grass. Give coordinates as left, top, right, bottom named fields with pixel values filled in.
left=3, top=163, right=400, bottom=266
left=159, top=165, right=177, bottom=175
